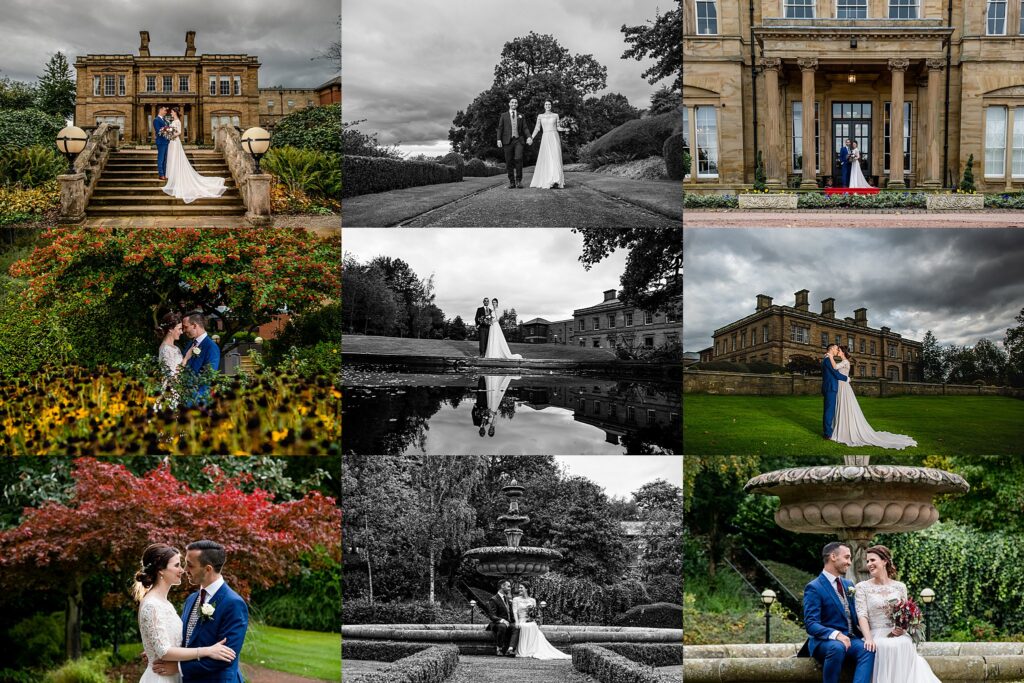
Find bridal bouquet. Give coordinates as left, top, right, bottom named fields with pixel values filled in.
left=160, top=125, right=178, bottom=141
left=885, top=597, right=923, bottom=643
left=525, top=606, right=538, bottom=623
left=557, top=115, right=578, bottom=134
left=485, top=314, right=495, bottom=325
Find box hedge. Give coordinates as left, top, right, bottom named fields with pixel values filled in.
left=343, top=155, right=463, bottom=198
left=580, top=112, right=680, bottom=166
left=572, top=644, right=677, bottom=683
left=343, top=643, right=459, bottom=683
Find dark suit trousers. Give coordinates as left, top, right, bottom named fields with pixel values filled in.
left=478, top=325, right=489, bottom=355
left=503, top=137, right=525, bottom=181
left=492, top=620, right=519, bottom=652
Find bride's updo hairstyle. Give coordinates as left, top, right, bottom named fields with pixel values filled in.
left=155, top=312, right=182, bottom=340
left=516, top=582, right=530, bottom=596
left=866, top=544, right=899, bottom=579
left=839, top=344, right=855, bottom=370
left=132, top=543, right=179, bottom=602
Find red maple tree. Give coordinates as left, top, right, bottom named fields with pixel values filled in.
left=0, top=458, right=340, bottom=660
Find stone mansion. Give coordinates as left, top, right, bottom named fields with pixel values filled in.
left=683, top=0, right=1024, bottom=191
left=699, top=289, right=923, bottom=381
left=75, top=30, right=339, bottom=144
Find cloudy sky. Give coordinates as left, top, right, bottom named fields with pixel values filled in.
left=0, top=0, right=337, bottom=89
left=344, top=228, right=629, bottom=322
left=555, top=456, right=681, bottom=499
left=683, top=228, right=1024, bottom=352
left=343, top=0, right=673, bottom=156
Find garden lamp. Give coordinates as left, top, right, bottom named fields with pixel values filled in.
left=241, top=127, right=271, bottom=173
left=920, top=587, right=935, bottom=639
left=469, top=600, right=476, bottom=625
left=56, top=126, right=88, bottom=174
left=760, top=589, right=777, bottom=644
left=539, top=600, right=547, bottom=625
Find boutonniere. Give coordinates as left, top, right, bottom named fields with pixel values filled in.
left=200, top=601, right=216, bottom=622
left=192, top=346, right=201, bottom=355
left=846, top=585, right=856, bottom=598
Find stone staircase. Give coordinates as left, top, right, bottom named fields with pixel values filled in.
left=89, top=148, right=245, bottom=217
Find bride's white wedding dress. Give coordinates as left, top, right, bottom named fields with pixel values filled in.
left=848, top=150, right=872, bottom=188
left=513, top=597, right=570, bottom=660
left=162, top=119, right=227, bottom=203
left=156, top=343, right=183, bottom=411
left=855, top=580, right=939, bottom=683
left=138, top=597, right=183, bottom=683
left=485, top=323, right=522, bottom=360
left=529, top=113, right=565, bottom=189
left=832, top=359, right=917, bottom=449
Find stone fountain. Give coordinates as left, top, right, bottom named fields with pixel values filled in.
left=744, top=456, right=969, bottom=582
left=463, top=478, right=563, bottom=579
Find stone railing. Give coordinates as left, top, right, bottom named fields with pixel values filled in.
left=58, top=123, right=120, bottom=223
left=214, top=125, right=272, bottom=226
left=683, top=369, right=1024, bottom=399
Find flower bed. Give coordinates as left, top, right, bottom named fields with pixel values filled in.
left=0, top=181, right=60, bottom=225
left=797, top=191, right=926, bottom=209
left=986, top=192, right=1024, bottom=209
left=683, top=193, right=738, bottom=209
left=824, top=187, right=880, bottom=195
left=343, top=643, right=459, bottom=683
left=572, top=644, right=677, bottom=683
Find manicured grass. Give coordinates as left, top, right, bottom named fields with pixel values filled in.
left=684, top=394, right=1024, bottom=454
left=244, top=622, right=340, bottom=680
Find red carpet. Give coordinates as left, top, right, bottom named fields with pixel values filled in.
left=824, top=187, right=880, bottom=195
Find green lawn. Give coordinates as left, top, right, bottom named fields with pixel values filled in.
left=684, top=394, right=1024, bottom=454
left=245, top=622, right=340, bottom=680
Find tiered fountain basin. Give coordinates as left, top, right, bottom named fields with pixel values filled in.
left=684, top=643, right=1024, bottom=682
left=461, top=546, right=564, bottom=576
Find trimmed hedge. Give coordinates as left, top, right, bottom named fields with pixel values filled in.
left=465, top=158, right=505, bottom=177
left=344, top=643, right=458, bottom=683
left=597, top=643, right=683, bottom=668
left=342, top=640, right=432, bottom=663
left=612, top=602, right=682, bottom=629
left=663, top=134, right=685, bottom=180
left=343, top=155, right=463, bottom=198
left=580, top=112, right=679, bottom=165
left=572, top=644, right=676, bottom=683
left=342, top=598, right=467, bottom=625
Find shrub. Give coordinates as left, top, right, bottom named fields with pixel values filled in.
left=0, top=180, right=60, bottom=224
left=270, top=104, right=341, bottom=154
left=960, top=154, right=976, bottom=193
left=597, top=643, right=683, bottom=668
left=255, top=549, right=340, bottom=632
left=681, top=150, right=691, bottom=178
left=7, top=611, right=67, bottom=669
left=985, top=191, right=1024, bottom=209
left=263, top=146, right=341, bottom=201
left=345, top=644, right=458, bottom=683
left=343, top=599, right=443, bottom=624
left=753, top=150, right=767, bottom=191
left=796, top=191, right=926, bottom=209
left=0, top=108, right=65, bottom=153
left=612, top=602, right=682, bottom=629
left=342, top=641, right=433, bottom=662
left=439, top=152, right=465, bottom=170
left=531, top=573, right=649, bottom=625
left=42, top=654, right=109, bottom=683
left=579, top=112, right=679, bottom=166
left=682, top=193, right=738, bottom=209
left=572, top=644, right=676, bottom=683
left=662, top=134, right=685, bottom=180
left=642, top=574, right=681, bottom=605
left=464, top=158, right=504, bottom=177
left=0, top=146, right=66, bottom=187
left=342, top=155, right=463, bottom=198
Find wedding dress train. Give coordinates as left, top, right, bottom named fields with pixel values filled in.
left=513, top=597, right=570, bottom=660
left=832, top=359, right=917, bottom=449
left=855, top=580, right=939, bottom=683
left=162, top=120, right=228, bottom=203
left=138, top=597, right=183, bottom=682
left=529, top=114, right=565, bottom=189
left=484, top=323, right=522, bottom=360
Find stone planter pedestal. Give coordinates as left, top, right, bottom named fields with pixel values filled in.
left=926, top=193, right=984, bottom=210
left=738, top=193, right=799, bottom=210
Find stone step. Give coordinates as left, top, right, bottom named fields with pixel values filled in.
left=112, top=154, right=225, bottom=159
left=99, top=170, right=232, bottom=177
left=90, top=194, right=241, bottom=205
left=93, top=182, right=237, bottom=192
left=105, top=163, right=229, bottom=171
left=87, top=205, right=246, bottom=217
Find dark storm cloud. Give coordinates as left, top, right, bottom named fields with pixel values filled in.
left=0, top=0, right=337, bottom=88
left=683, top=228, right=1024, bottom=351
left=343, top=0, right=674, bottom=149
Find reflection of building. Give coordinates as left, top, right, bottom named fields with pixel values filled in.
left=708, top=289, right=922, bottom=381
left=573, top=289, right=681, bottom=350
left=684, top=0, right=1024, bottom=192
left=259, top=75, right=340, bottom=129
left=520, top=317, right=574, bottom=344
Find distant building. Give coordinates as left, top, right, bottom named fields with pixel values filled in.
left=573, top=286, right=681, bottom=351
left=520, top=317, right=575, bottom=344
left=259, top=75, right=340, bottom=129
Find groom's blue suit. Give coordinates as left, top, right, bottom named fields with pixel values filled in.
left=839, top=145, right=851, bottom=188
left=180, top=583, right=248, bottom=682
left=185, top=334, right=221, bottom=407
left=803, top=573, right=874, bottom=683
left=821, top=355, right=848, bottom=438
left=154, top=115, right=169, bottom=177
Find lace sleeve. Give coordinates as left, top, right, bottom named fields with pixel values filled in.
left=139, top=601, right=173, bottom=660
left=898, top=582, right=908, bottom=601
left=854, top=583, right=868, bottom=622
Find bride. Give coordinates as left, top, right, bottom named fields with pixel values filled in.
left=155, top=312, right=195, bottom=410
left=529, top=100, right=566, bottom=189
left=856, top=545, right=940, bottom=683
left=134, top=543, right=235, bottom=682
left=162, top=108, right=228, bottom=203
left=484, top=298, right=523, bottom=360
left=847, top=141, right=873, bottom=188
left=830, top=345, right=917, bottom=449
left=512, top=584, right=570, bottom=660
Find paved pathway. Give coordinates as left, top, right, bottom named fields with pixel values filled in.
left=447, top=655, right=593, bottom=683
left=683, top=210, right=1024, bottom=228
left=242, top=663, right=333, bottom=683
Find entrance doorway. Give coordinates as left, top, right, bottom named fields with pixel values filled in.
left=832, top=102, right=872, bottom=183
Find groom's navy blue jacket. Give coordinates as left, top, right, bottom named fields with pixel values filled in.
left=821, top=355, right=848, bottom=437
left=180, top=583, right=248, bottom=682
left=185, top=334, right=221, bottom=405
left=803, top=573, right=863, bottom=656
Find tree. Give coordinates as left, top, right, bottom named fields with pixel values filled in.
left=448, top=315, right=468, bottom=340
left=35, top=52, right=76, bottom=121
left=581, top=93, right=640, bottom=143
left=493, top=32, right=607, bottom=95
left=971, top=338, right=1007, bottom=385
left=925, top=455, right=1024, bottom=534
left=317, top=15, right=341, bottom=71
left=0, top=73, right=37, bottom=110
left=342, top=254, right=400, bottom=335
left=1004, top=307, right=1024, bottom=387
left=368, top=256, right=439, bottom=338
left=632, top=479, right=682, bottom=517
left=621, top=0, right=683, bottom=92
left=632, top=480, right=684, bottom=580
left=272, top=104, right=341, bottom=154
left=684, top=456, right=763, bottom=577
left=648, top=84, right=679, bottom=115
left=0, top=458, right=339, bottom=661
left=574, top=228, right=682, bottom=314
left=499, top=308, right=520, bottom=343
left=921, top=330, right=946, bottom=383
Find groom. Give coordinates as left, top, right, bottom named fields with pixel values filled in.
left=475, top=297, right=493, bottom=357
left=821, top=344, right=849, bottom=439
left=154, top=106, right=170, bottom=180
left=485, top=579, right=519, bottom=657
left=801, top=542, right=874, bottom=683
left=182, top=312, right=221, bottom=407
left=152, top=540, right=249, bottom=682
left=497, top=98, right=531, bottom=188
left=839, top=139, right=853, bottom=188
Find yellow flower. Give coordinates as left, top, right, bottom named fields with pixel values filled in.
left=331, top=389, right=342, bottom=399
left=73, top=407, right=89, bottom=420
left=271, top=428, right=289, bottom=443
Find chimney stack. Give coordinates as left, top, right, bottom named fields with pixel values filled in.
left=185, top=30, right=196, bottom=56
left=603, top=289, right=617, bottom=302
left=854, top=307, right=868, bottom=327
left=794, top=289, right=809, bottom=312
left=139, top=30, right=151, bottom=57
left=821, top=298, right=836, bottom=319
left=756, top=294, right=773, bottom=311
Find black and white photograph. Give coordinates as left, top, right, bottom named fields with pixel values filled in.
left=341, top=228, right=682, bottom=455
left=341, top=0, right=682, bottom=227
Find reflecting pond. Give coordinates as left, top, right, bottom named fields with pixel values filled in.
left=342, top=373, right=680, bottom=455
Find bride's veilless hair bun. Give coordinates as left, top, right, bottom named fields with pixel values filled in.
left=867, top=544, right=899, bottom=580
left=131, top=543, right=180, bottom=602
left=155, top=312, right=183, bottom=339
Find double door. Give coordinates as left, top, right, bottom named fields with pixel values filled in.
left=832, top=102, right=871, bottom=182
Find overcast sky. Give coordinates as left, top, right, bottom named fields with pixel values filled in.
left=343, top=0, right=673, bottom=156
left=555, top=456, right=682, bottom=499
left=683, top=228, right=1024, bottom=352
left=0, top=0, right=337, bottom=89
left=344, top=228, right=629, bottom=322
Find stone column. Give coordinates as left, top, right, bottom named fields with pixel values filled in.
left=922, top=59, right=945, bottom=188
left=244, top=174, right=274, bottom=226
left=760, top=58, right=784, bottom=188
left=887, top=58, right=910, bottom=189
left=1006, top=106, right=1017, bottom=191
left=798, top=58, right=819, bottom=189
left=58, top=173, right=87, bottom=223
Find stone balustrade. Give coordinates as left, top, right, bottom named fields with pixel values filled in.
left=214, top=125, right=273, bottom=226
left=58, top=123, right=120, bottom=223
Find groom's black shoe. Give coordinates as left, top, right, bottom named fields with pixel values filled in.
left=508, top=182, right=515, bottom=189
left=516, top=181, right=523, bottom=188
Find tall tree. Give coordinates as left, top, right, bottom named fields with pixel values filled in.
left=971, top=338, right=1007, bottom=385
left=921, top=330, right=946, bottom=383
left=648, top=84, right=679, bottom=115
left=35, top=52, right=76, bottom=121
left=684, top=456, right=763, bottom=577
left=574, top=228, right=682, bottom=314
left=368, top=256, right=437, bottom=338
left=448, top=315, right=468, bottom=340
left=0, top=73, right=37, bottom=110
left=1004, top=307, right=1024, bottom=387
left=581, top=92, right=640, bottom=143
left=621, top=0, right=683, bottom=92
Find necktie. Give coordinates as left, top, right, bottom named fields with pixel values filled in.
left=835, top=577, right=844, bottom=597
left=186, top=588, right=207, bottom=645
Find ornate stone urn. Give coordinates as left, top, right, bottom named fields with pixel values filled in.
left=744, top=456, right=969, bottom=581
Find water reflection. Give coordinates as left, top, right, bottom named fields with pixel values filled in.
left=342, top=374, right=680, bottom=455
